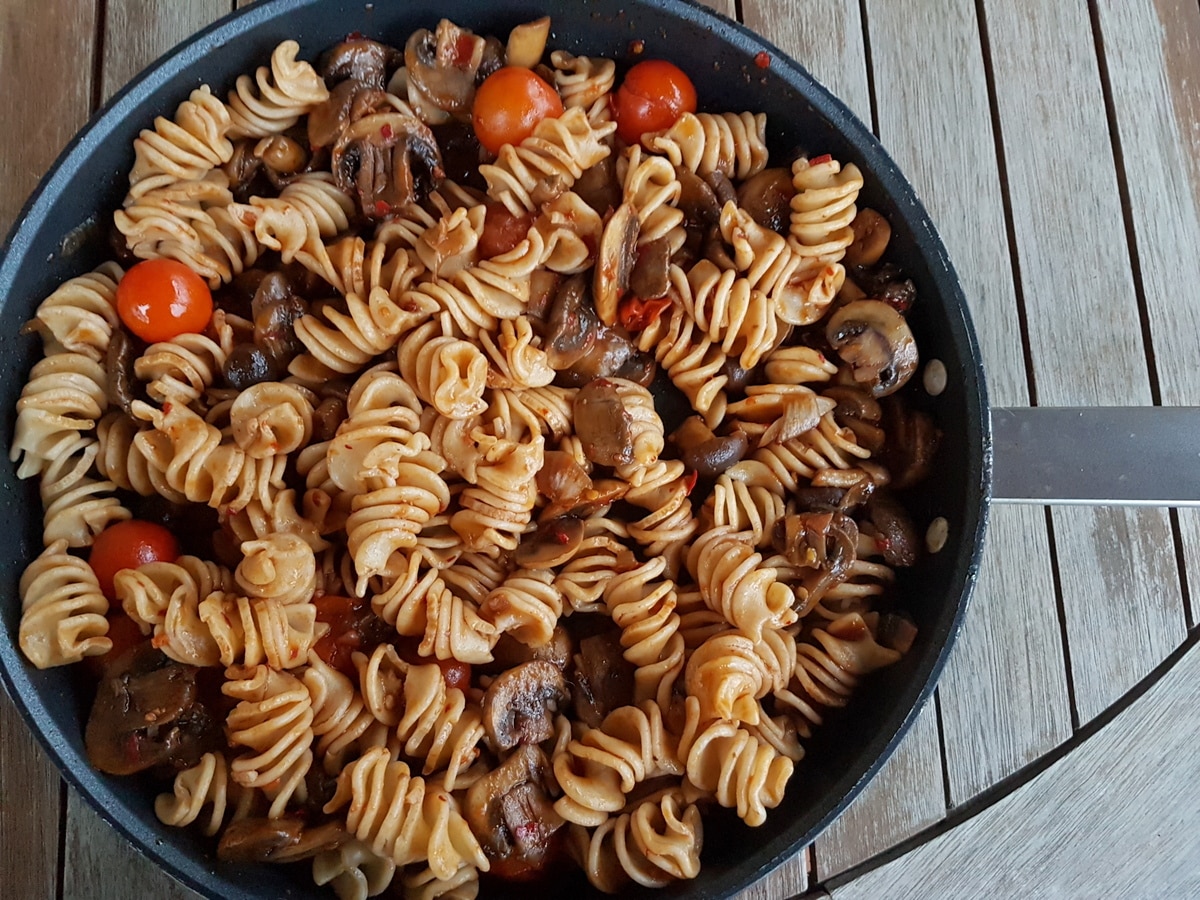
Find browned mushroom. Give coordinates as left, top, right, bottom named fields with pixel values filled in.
left=593, top=203, right=640, bottom=326
left=544, top=276, right=656, bottom=387
left=865, top=491, right=920, bottom=567
left=736, top=167, right=795, bottom=235
left=85, top=643, right=219, bottom=775
left=675, top=167, right=721, bottom=232
left=670, top=416, right=750, bottom=478
left=844, top=208, right=892, bottom=267
left=773, top=511, right=859, bottom=612
left=516, top=515, right=587, bottom=568
left=489, top=625, right=574, bottom=674
left=256, top=134, right=309, bottom=178
left=849, top=261, right=916, bottom=315
left=573, top=154, right=621, bottom=216
left=826, top=299, right=919, bottom=397
left=105, top=328, right=138, bottom=415
left=307, top=80, right=390, bottom=150
left=311, top=396, right=348, bottom=443
left=574, top=378, right=637, bottom=467
left=703, top=224, right=736, bottom=270
left=877, top=612, right=919, bottom=654
left=319, top=37, right=403, bottom=89
left=223, top=139, right=265, bottom=202
left=223, top=343, right=282, bottom=391
left=251, top=271, right=309, bottom=365
left=404, top=21, right=485, bottom=115
left=721, top=355, right=755, bottom=395
left=217, top=817, right=347, bottom=863
left=332, top=112, right=445, bottom=217
left=704, top=170, right=737, bottom=207
left=482, top=660, right=569, bottom=751
left=571, top=630, right=635, bottom=729
left=881, top=396, right=942, bottom=489
left=465, top=745, right=565, bottom=880
left=431, top=120, right=487, bottom=188
left=628, top=237, right=672, bottom=301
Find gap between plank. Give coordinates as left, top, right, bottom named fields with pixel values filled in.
left=814, top=622, right=1200, bottom=894
left=1043, top=506, right=1081, bottom=731
left=1169, top=509, right=1195, bottom=631
left=734, top=0, right=744, bottom=24
left=55, top=780, right=67, bottom=900
left=856, top=0, right=880, bottom=135
left=933, top=691, right=952, bottom=811
left=90, top=0, right=108, bottom=114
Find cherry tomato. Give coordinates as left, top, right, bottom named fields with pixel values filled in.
left=613, top=59, right=697, bottom=144
left=116, top=258, right=213, bottom=343
left=89, top=520, right=180, bottom=601
left=394, top=636, right=473, bottom=692
left=81, top=612, right=147, bottom=679
left=473, top=67, right=564, bottom=155
left=480, top=202, right=534, bottom=258
left=312, top=595, right=369, bottom=677
left=617, top=294, right=673, bottom=331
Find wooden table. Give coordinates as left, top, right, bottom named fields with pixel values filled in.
left=3, top=1, right=1199, bottom=897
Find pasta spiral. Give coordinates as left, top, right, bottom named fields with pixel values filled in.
left=644, top=111, right=768, bottom=180
left=550, top=50, right=616, bottom=111
left=571, top=789, right=703, bottom=892
left=18, top=540, right=110, bottom=669
left=391, top=658, right=486, bottom=790
left=617, top=459, right=698, bottom=577
left=323, top=746, right=489, bottom=878
left=477, top=316, right=555, bottom=389
left=114, top=554, right=233, bottom=635
left=226, top=40, right=330, bottom=139
left=788, top=155, right=864, bottom=262
left=10, top=352, right=107, bottom=480
left=135, top=309, right=235, bottom=403
left=127, top=86, right=234, bottom=196
left=450, top=433, right=544, bottom=556
left=635, top=293, right=729, bottom=429
left=155, top=752, right=253, bottom=837
left=304, top=651, right=390, bottom=775
left=684, top=626, right=795, bottom=725
left=223, top=664, right=314, bottom=818
left=398, top=319, right=489, bottom=419
left=24, top=262, right=122, bottom=361
left=480, top=107, right=617, bottom=216
left=685, top=525, right=797, bottom=640
left=198, top=592, right=321, bottom=669
left=553, top=701, right=683, bottom=827
left=602, top=557, right=685, bottom=712
left=682, top=260, right=779, bottom=369
left=312, top=840, right=397, bottom=900
left=229, top=382, right=314, bottom=458
left=554, top=518, right=633, bottom=614
left=620, top=145, right=685, bottom=254
left=96, top=411, right=183, bottom=500
left=479, top=567, right=562, bottom=648
left=235, top=533, right=318, bottom=605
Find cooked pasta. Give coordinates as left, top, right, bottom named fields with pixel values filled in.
left=13, top=24, right=932, bottom=897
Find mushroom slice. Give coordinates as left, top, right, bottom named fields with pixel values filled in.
left=516, top=516, right=587, bottom=569
left=405, top=20, right=485, bottom=115
left=481, top=660, right=569, bottom=751
left=307, top=80, right=390, bottom=150
left=573, top=378, right=636, bottom=467
left=217, top=817, right=348, bottom=863
left=865, top=491, right=920, bottom=567
left=332, top=112, right=444, bottom=217
left=628, top=236, right=672, bottom=301
left=465, top=744, right=564, bottom=872
left=671, top=416, right=750, bottom=478
left=736, top=167, right=795, bottom=235
left=675, top=166, right=721, bottom=232
left=593, top=203, right=640, bottom=326
left=572, top=630, right=635, bottom=728
left=825, top=299, right=919, bottom=398
left=319, top=37, right=402, bottom=89
left=489, top=625, right=574, bottom=673
left=106, top=329, right=137, bottom=415
left=844, top=208, right=892, bottom=268
left=772, top=511, right=859, bottom=611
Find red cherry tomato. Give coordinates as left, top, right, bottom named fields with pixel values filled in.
left=617, top=294, right=673, bottom=332
left=613, top=59, right=697, bottom=144
left=480, top=202, right=534, bottom=258
left=394, top=636, right=473, bottom=692
left=89, top=520, right=180, bottom=601
left=473, top=66, right=564, bottom=155
left=312, top=595, right=369, bottom=677
left=116, top=258, right=213, bottom=343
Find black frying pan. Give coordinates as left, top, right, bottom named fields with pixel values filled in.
left=0, top=0, right=989, bottom=897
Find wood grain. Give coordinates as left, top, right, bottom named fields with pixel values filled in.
left=829, top=641, right=1200, bottom=899
left=1093, top=0, right=1200, bottom=630
left=0, top=1, right=100, bottom=896
left=863, top=0, right=1071, bottom=805
left=63, top=791, right=203, bottom=900
left=100, top=0, right=231, bottom=102
left=978, top=0, right=1185, bottom=725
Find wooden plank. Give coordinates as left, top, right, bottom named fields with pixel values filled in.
left=63, top=791, right=203, bottom=900
left=736, top=849, right=809, bottom=900
left=740, top=0, right=871, bottom=125
left=979, top=0, right=1185, bottom=725
left=863, top=0, right=1071, bottom=805
left=1093, top=0, right=1200, bottom=629
left=0, top=690, right=63, bottom=900
left=0, top=0, right=100, bottom=895
left=738, top=0, right=949, bottom=879
left=698, top=0, right=737, bottom=20
left=100, top=0, right=230, bottom=102
left=815, top=702, right=944, bottom=878
left=829, top=642, right=1200, bottom=899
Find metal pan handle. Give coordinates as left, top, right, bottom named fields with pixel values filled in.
left=991, top=407, right=1200, bottom=506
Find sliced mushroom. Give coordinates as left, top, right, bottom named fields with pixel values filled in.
left=217, top=817, right=347, bottom=863
left=877, top=612, right=919, bottom=654
left=825, top=384, right=886, bottom=454
left=571, top=630, right=635, bottom=729
left=489, top=625, right=574, bottom=674
left=849, top=261, right=917, bottom=315
left=772, top=511, right=859, bottom=611
left=516, top=515, right=587, bottom=568
left=671, top=416, right=750, bottom=478
left=544, top=274, right=655, bottom=387
left=223, top=343, right=281, bottom=390
left=881, top=396, right=941, bottom=489
left=223, top=139, right=265, bottom=202
left=405, top=20, right=485, bottom=115
left=319, top=37, right=403, bottom=89
left=307, top=80, right=390, bottom=150
left=574, top=154, right=622, bottom=216
left=256, top=134, right=309, bottom=177
left=705, top=170, right=737, bottom=206
left=675, top=167, right=721, bottom=232
left=703, top=224, right=736, bottom=270
left=332, top=111, right=444, bottom=217
left=865, top=491, right=920, bottom=567
left=736, top=167, right=795, bottom=235
left=628, top=237, right=672, bottom=301
left=482, top=660, right=569, bottom=751
left=431, top=120, right=486, bottom=188
left=574, top=378, right=637, bottom=467
left=593, top=203, right=640, bottom=326
left=465, top=744, right=565, bottom=878
left=252, top=271, right=309, bottom=365
left=105, top=328, right=138, bottom=414
left=844, top=208, right=892, bottom=267
left=85, top=643, right=218, bottom=775
left=826, top=299, right=919, bottom=398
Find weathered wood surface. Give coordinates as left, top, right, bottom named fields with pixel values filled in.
left=827, top=640, right=1200, bottom=899
left=1, top=0, right=1197, bottom=898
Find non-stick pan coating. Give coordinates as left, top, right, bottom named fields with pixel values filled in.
left=0, top=1, right=991, bottom=896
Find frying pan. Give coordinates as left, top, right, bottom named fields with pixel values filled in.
left=0, top=0, right=989, bottom=897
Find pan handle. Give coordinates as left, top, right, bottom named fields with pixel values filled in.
left=991, top=407, right=1200, bottom=506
